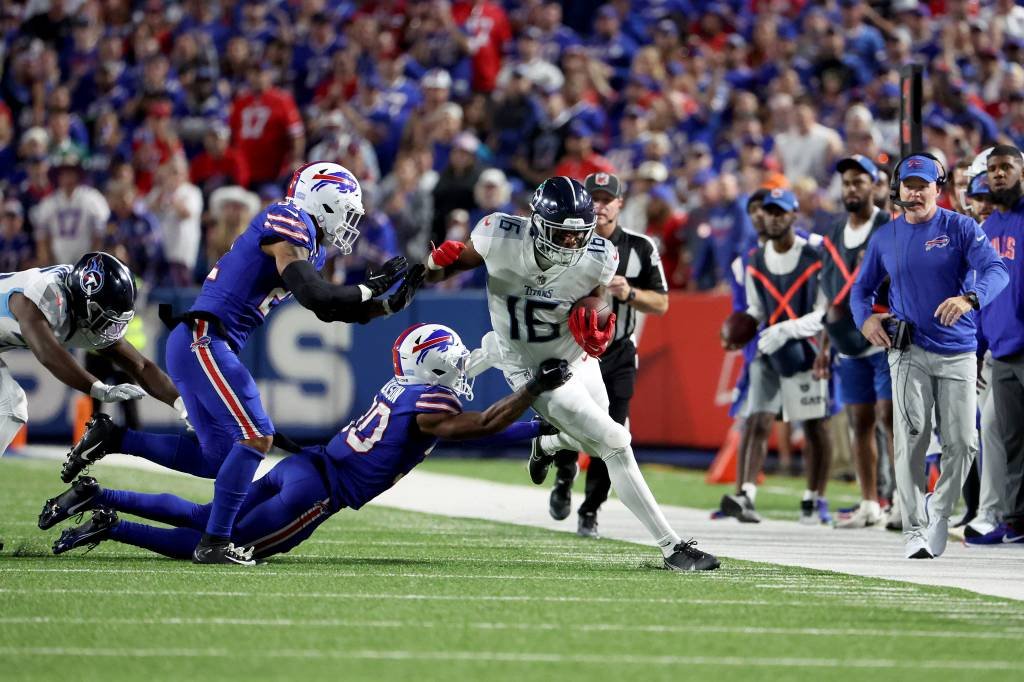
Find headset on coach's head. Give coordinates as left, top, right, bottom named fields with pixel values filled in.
left=889, top=153, right=947, bottom=208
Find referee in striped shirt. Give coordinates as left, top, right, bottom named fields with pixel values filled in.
left=550, top=172, right=670, bottom=537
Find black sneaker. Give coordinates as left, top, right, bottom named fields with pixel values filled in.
left=192, top=537, right=256, bottom=566
left=664, top=539, right=720, bottom=571
left=720, top=493, right=762, bottom=524
left=61, top=414, right=123, bottom=483
left=52, top=508, right=118, bottom=555
left=527, top=437, right=554, bottom=485
left=39, top=476, right=101, bottom=530
left=548, top=460, right=576, bottom=521
left=577, top=511, right=599, bottom=538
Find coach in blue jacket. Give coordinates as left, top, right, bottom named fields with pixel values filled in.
left=851, top=153, right=1009, bottom=560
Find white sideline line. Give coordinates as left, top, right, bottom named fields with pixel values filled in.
left=0, top=616, right=1019, bottom=641
left=0, top=646, right=1014, bottom=671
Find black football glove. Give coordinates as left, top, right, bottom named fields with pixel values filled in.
left=525, top=358, right=571, bottom=396
left=363, top=256, right=408, bottom=297
left=383, top=263, right=426, bottom=315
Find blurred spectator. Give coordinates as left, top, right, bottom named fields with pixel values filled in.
left=0, top=199, right=35, bottom=272
left=496, top=26, right=564, bottom=94
left=205, top=185, right=260, bottom=266
left=190, top=122, right=251, bottom=197
left=131, top=99, right=184, bottom=194
left=688, top=173, right=758, bottom=292
left=451, top=0, right=512, bottom=93
left=103, top=179, right=165, bottom=286
left=774, top=95, right=844, bottom=187
left=470, top=168, right=514, bottom=226
left=229, top=62, right=304, bottom=190
left=0, top=103, right=14, bottom=184
left=647, top=184, right=687, bottom=289
left=16, top=128, right=53, bottom=220
left=512, top=84, right=572, bottom=186
left=489, top=66, right=539, bottom=166
left=85, top=108, right=131, bottom=188
left=620, top=160, right=667, bottom=235
left=32, top=152, right=108, bottom=266
left=178, top=66, right=231, bottom=153
left=380, top=154, right=435, bottom=262
left=431, top=132, right=482, bottom=245
left=553, top=120, right=615, bottom=180
left=146, top=156, right=202, bottom=286
left=791, top=177, right=837, bottom=236
left=329, top=190, right=400, bottom=287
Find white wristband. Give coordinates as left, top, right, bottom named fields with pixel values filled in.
left=173, top=396, right=185, bottom=412
left=358, top=284, right=372, bottom=302
left=426, top=254, right=442, bottom=271
left=89, top=380, right=107, bottom=399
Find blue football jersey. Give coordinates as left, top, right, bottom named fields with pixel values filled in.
left=191, top=201, right=326, bottom=351
left=316, top=379, right=462, bottom=510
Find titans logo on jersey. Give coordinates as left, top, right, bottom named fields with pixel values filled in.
left=313, top=379, right=462, bottom=511
left=191, top=201, right=326, bottom=351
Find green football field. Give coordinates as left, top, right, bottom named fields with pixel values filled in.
left=1, top=457, right=1021, bottom=682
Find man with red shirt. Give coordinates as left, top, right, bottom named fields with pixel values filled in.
left=450, top=0, right=512, bottom=93
left=229, top=64, right=305, bottom=189
left=190, top=122, right=251, bottom=196
left=552, top=120, right=615, bottom=181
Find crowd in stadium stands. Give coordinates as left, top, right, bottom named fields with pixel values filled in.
left=1, top=0, right=1023, bottom=293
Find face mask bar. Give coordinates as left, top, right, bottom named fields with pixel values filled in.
left=80, top=300, right=133, bottom=347
left=533, top=215, right=595, bottom=266
left=327, top=206, right=363, bottom=255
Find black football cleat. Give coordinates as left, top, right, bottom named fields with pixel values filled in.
left=39, top=476, right=102, bottom=530
left=577, top=511, right=599, bottom=538
left=664, top=540, right=720, bottom=572
left=52, top=508, right=118, bottom=555
left=192, top=537, right=256, bottom=566
left=720, top=493, right=762, bottom=524
left=61, top=414, right=123, bottom=483
left=548, top=461, right=576, bottom=521
left=527, top=437, right=555, bottom=485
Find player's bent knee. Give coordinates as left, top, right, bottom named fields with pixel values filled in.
left=240, top=434, right=273, bottom=453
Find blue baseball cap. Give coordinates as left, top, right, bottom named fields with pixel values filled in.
left=762, top=188, right=799, bottom=212
left=836, top=154, right=879, bottom=182
left=968, top=172, right=991, bottom=198
left=899, top=154, right=941, bottom=184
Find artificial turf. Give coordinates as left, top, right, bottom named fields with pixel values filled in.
left=1, top=456, right=1020, bottom=682
left=422, top=455, right=865, bottom=521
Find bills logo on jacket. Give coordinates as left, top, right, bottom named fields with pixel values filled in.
left=924, top=235, right=950, bottom=251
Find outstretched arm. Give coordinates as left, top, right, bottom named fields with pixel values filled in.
left=96, top=338, right=180, bottom=407
left=424, top=238, right=485, bottom=283
left=9, top=292, right=100, bottom=395
left=415, top=360, right=570, bottom=440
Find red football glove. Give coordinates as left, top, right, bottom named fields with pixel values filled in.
left=427, top=240, right=466, bottom=270
left=568, top=307, right=617, bottom=357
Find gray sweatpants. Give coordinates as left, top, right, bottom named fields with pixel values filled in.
left=888, top=345, right=978, bottom=535
left=978, top=354, right=1008, bottom=524
left=991, top=352, right=1024, bottom=527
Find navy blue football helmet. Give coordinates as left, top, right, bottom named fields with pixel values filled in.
left=66, top=252, right=137, bottom=347
left=529, top=176, right=596, bottom=266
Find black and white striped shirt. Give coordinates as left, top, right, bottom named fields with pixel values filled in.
left=606, top=225, right=668, bottom=349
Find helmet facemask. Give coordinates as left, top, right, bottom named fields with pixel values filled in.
left=320, top=200, right=364, bottom=255
left=533, top=214, right=595, bottom=266
left=77, top=300, right=134, bottom=347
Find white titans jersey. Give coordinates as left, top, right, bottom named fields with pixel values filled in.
left=472, top=213, right=618, bottom=369
left=31, top=187, right=109, bottom=265
left=0, top=266, right=102, bottom=353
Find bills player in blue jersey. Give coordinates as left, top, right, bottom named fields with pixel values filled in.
left=41, top=324, right=570, bottom=562
left=60, top=162, right=426, bottom=565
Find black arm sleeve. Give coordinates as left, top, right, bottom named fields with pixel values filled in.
left=281, top=260, right=365, bottom=321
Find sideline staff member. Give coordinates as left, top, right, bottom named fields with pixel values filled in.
left=851, top=154, right=1008, bottom=560
left=533, top=172, right=669, bottom=538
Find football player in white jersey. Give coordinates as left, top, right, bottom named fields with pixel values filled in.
left=424, top=176, right=719, bottom=571
left=0, top=252, right=184, bottom=458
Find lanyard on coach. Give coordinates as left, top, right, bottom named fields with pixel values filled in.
left=820, top=236, right=860, bottom=308
left=746, top=261, right=822, bottom=325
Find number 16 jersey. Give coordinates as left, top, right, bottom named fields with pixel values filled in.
left=471, top=212, right=618, bottom=370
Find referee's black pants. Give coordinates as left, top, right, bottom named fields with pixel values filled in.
left=553, top=340, right=637, bottom=516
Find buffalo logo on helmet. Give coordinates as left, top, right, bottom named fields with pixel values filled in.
left=310, top=170, right=358, bottom=194
left=412, top=329, right=453, bottom=365
left=80, top=255, right=105, bottom=296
